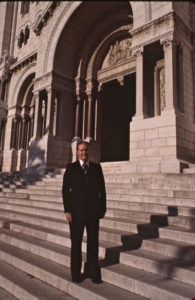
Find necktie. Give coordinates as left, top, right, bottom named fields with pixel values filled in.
left=82, top=162, right=88, bottom=175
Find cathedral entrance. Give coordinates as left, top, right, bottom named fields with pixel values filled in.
left=101, top=73, right=135, bottom=162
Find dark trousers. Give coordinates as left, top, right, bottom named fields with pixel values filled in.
left=69, top=218, right=101, bottom=280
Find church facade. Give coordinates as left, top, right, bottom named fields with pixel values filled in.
left=0, top=1, right=195, bottom=174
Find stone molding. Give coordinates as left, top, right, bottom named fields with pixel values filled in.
left=98, top=57, right=136, bottom=85
left=130, top=11, right=191, bottom=52
left=32, top=1, right=61, bottom=36
left=9, top=52, right=37, bottom=75
left=130, top=11, right=175, bottom=36
left=129, top=11, right=192, bottom=52
left=33, top=71, right=74, bottom=94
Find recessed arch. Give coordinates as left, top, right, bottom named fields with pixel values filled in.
left=11, top=62, right=36, bottom=107
left=44, top=2, right=135, bottom=75
left=50, top=1, right=135, bottom=163
left=16, top=73, right=35, bottom=107
left=53, top=1, right=133, bottom=79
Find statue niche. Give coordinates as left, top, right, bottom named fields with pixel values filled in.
left=154, top=59, right=165, bottom=116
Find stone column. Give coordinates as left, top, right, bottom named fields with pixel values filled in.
left=0, top=80, right=6, bottom=101
left=73, top=95, right=82, bottom=140
left=32, top=92, right=40, bottom=138
left=11, top=117, right=17, bottom=149
left=82, top=98, right=87, bottom=139
left=52, top=97, right=57, bottom=136
left=45, top=87, right=56, bottom=135
left=161, top=38, right=177, bottom=113
left=20, top=117, right=26, bottom=149
left=86, top=93, right=94, bottom=142
left=133, top=47, right=144, bottom=120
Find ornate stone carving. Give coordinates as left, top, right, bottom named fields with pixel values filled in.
left=130, top=11, right=175, bottom=52
left=160, top=38, right=178, bottom=51
left=132, top=47, right=143, bottom=58
left=9, top=52, right=37, bottom=75
left=0, top=50, right=14, bottom=81
left=107, top=39, right=132, bottom=66
left=33, top=1, right=61, bottom=35
left=154, top=59, right=165, bottom=116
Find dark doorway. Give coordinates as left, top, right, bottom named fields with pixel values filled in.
left=101, top=73, right=135, bottom=162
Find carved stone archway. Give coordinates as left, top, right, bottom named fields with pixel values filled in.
left=61, top=2, right=134, bottom=162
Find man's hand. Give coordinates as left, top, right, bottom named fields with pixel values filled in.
left=66, top=212, right=72, bottom=223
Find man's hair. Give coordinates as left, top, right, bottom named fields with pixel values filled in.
left=77, top=140, right=89, bottom=151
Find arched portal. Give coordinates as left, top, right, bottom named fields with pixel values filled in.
left=10, top=73, right=35, bottom=171
left=53, top=1, right=135, bottom=162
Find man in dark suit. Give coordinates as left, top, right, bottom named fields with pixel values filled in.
left=62, top=141, right=106, bottom=283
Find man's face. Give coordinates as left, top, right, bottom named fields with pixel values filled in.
left=77, top=143, right=89, bottom=162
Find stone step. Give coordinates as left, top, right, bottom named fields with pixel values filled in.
left=158, top=225, right=195, bottom=244
left=1, top=205, right=195, bottom=245
left=3, top=185, right=195, bottom=212
left=33, top=177, right=195, bottom=191
left=0, top=191, right=29, bottom=199
left=0, top=259, right=75, bottom=300
left=0, top=208, right=144, bottom=239
left=141, top=237, right=195, bottom=262
left=0, top=202, right=65, bottom=219
left=105, top=178, right=195, bottom=191
left=0, top=183, right=24, bottom=189
left=2, top=189, right=195, bottom=216
left=0, top=195, right=170, bottom=219
left=28, top=184, right=62, bottom=191
left=1, top=211, right=194, bottom=263
left=34, top=181, right=63, bottom=187
left=0, top=200, right=169, bottom=225
left=106, top=186, right=175, bottom=197
left=120, top=249, right=195, bottom=287
left=0, top=228, right=73, bottom=268
left=14, top=187, right=62, bottom=196
left=108, top=207, right=195, bottom=229
left=101, top=263, right=195, bottom=300
left=30, top=193, right=62, bottom=201
left=0, top=197, right=63, bottom=209
left=8, top=221, right=123, bottom=258
left=0, top=209, right=68, bottom=231
left=107, top=185, right=195, bottom=200
left=107, top=193, right=195, bottom=208
left=0, top=242, right=145, bottom=300
left=168, top=215, right=195, bottom=230
left=2, top=201, right=185, bottom=230
left=107, top=200, right=195, bottom=217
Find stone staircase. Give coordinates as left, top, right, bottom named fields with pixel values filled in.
left=0, top=165, right=195, bottom=299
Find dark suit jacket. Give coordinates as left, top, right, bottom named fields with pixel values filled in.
left=62, top=160, right=106, bottom=221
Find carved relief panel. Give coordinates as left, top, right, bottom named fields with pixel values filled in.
left=102, top=38, right=132, bottom=69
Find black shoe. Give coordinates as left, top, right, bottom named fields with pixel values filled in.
left=92, top=277, right=103, bottom=284
left=72, top=273, right=86, bottom=283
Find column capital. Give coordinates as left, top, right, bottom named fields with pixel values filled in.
left=75, top=77, right=87, bottom=96
left=160, top=38, right=179, bottom=51
left=32, top=90, right=39, bottom=98
left=75, top=94, right=83, bottom=103
left=132, top=47, right=144, bottom=58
